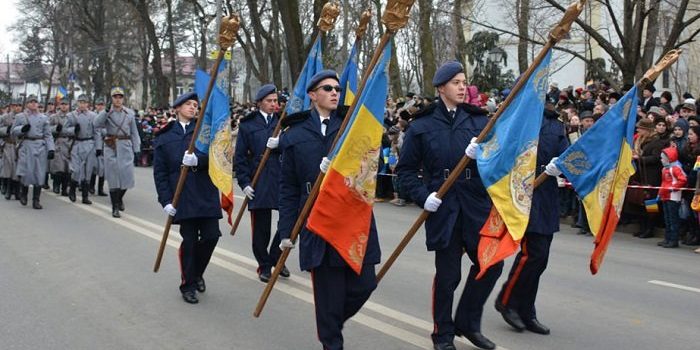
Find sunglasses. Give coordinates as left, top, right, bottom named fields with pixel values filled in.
left=315, top=85, right=342, bottom=93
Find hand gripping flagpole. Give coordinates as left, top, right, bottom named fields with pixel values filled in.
left=153, top=15, right=240, bottom=273
left=253, top=0, right=416, bottom=318
left=375, top=0, right=588, bottom=284
left=229, top=1, right=342, bottom=237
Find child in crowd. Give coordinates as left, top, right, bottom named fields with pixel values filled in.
left=658, top=146, right=687, bottom=248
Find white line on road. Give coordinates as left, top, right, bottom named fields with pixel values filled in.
left=648, top=280, right=700, bottom=294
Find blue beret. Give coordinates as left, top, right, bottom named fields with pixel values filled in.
left=255, top=84, right=277, bottom=102
left=306, top=69, right=339, bottom=92
left=172, top=91, right=199, bottom=108
left=432, top=61, right=464, bottom=87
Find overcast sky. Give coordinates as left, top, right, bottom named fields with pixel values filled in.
left=0, top=0, right=19, bottom=59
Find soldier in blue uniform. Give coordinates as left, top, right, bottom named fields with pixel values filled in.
left=277, top=70, right=381, bottom=350
left=494, top=104, right=569, bottom=335
left=396, top=61, right=502, bottom=350
left=234, top=84, right=289, bottom=282
left=153, top=92, right=222, bottom=304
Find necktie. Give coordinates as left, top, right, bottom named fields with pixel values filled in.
left=449, top=110, right=456, bottom=119
left=266, top=115, right=272, bottom=125
left=322, top=118, right=330, bottom=136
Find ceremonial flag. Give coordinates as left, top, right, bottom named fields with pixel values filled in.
left=475, top=50, right=552, bottom=280
left=286, top=36, right=324, bottom=115
left=306, top=42, right=392, bottom=275
left=194, top=67, right=235, bottom=224
left=555, top=86, right=637, bottom=274
left=56, top=86, right=68, bottom=101
left=338, top=41, right=359, bottom=106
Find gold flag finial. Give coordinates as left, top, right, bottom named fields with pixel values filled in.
left=219, top=15, right=240, bottom=50
left=549, top=0, right=586, bottom=42
left=641, top=49, right=683, bottom=86
left=382, top=0, right=416, bottom=33
left=317, top=1, right=341, bottom=32
left=356, top=9, right=372, bottom=39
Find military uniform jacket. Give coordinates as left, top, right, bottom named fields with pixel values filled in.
left=396, top=100, right=491, bottom=251
left=527, top=109, right=569, bottom=235
left=153, top=121, right=222, bottom=224
left=278, top=107, right=381, bottom=271
left=0, top=112, right=18, bottom=178
left=94, top=107, right=141, bottom=189
left=234, top=110, right=281, bottom=210
left=11, top=111, right=55, bottom=186
left=48, top=111, right=72, bottom=173
left=64, top=109, right=99, bottom=182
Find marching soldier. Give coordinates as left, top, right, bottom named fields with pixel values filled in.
left=94, top=87, right=141, bottom=218
left=0, top=98, right=22, bottom=200
left=153, top=92, right=222, bottom=304
left=48, top=97, right=73, bottom=196
left=235, top=84, right=289, bottom=282
left=278, top=70, right=381, bottom=350
left=45, top=100, right=56, bottom=115
left=494, top=104, right=568, bottom=336
left=64, top=94, right=99, bottom=204
left=0, top=100, right=7, bottom=195
left=90, top=97, right=108, bottom=196
left=12, top=94, right=55, bottom=209
left=396, top=62, right=502, bottom=350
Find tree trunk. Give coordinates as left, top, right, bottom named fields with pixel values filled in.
left=166, top=0, right=178, bottom=101
left=516, top=0, right=530, bottom=74
left=270, top=0, right=283, bottom=88
left=389, top=38, right=404, bottom=97
left=418, top=0, right=436, bottom=96
left=277, top=0, right=305, bottom=82
left=128, top=0, right=169, bottom=108
left=453, top=0, right=468, bottom=63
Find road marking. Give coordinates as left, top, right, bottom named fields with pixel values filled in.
left=648, top=280, right=700, bottom=294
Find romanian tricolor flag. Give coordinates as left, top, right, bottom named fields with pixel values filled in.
left=475, top=50, right=552, bottom=280
left=56, top=86, right=68, bottom=101
left=338, top=41, right=359, bottom=106
left=306, top=42, right=392, bottom=275
left=194, top=68, right=234, bottom=224
left=286, top=36, right=323, bottom=115
left=555, top=86, right=638, bottom=274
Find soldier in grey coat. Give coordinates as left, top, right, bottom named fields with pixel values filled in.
left=90, top=98, right=108, bottom=196
left=94, top=87, right=141, bottom=217
left=11, top=95, right=56, bottom=209
left=49, top=97, right=72, bottom=195
left=0, top=101, right=7, bottom=194
left=64, top=94, right=98, bottom=204
left=0, top=99, right=23, bottom=200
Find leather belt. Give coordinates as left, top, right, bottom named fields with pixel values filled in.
left=76, top=137, right=94, bottom=141
left=25, top=137, right=44, bottom=140
left=107, top=135, right=131, bottom=140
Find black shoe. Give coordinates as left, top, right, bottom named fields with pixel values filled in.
left=258, top=271, right=271, bottom=283
left=19, top=186, right=28, bottom=206
left=181, top=290, right=198, bottom=304
left=278, top=266, right=290, bottom=278
left=663, top=241, right=679, bottom=248
left=196, top=278, right=206, bottom=293
left=32, top=200, right=42, bottom=209
left=112, top=206, right=121, bottom=218
left=524, top=318, right=550, bottom=335
left=657, top=240, right=668, bottom=246
left=638, top=231, right=654, bottom=239
left=495, top=303, right=525, bottom=331
left=463, top=332, right=496, bottom=350
left=633, top=231, right=642, bottom=237
left=433, top=342, right=456, bottom=350
left=80, top=182, right=92, bottom=204
left=82, top=197, right=92, bottom=205
left=68, top=182, right=77, bottom=202
left=98, top=190, right=108, bottom=197
left=684, top=236, right=700, bottom=246
left=118, top=189, right=126, bottom=211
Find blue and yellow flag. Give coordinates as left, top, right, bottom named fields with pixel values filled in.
left=556, top=86, right=637, bottom=274
left=286, top=36, right=323, bottom=115
left=56, top=86, right=68, bottom=101
left=306, top=42, right=392, bottom=275
left=194, top=68, right=234, bottom=223
left=338, top=41, right=359, bottom=106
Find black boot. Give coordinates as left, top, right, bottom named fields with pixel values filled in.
left=0, top=178, right=6, bottom=195
left=81, top=181, right=92, bottom=205
left=2, top=179, right=10, bottom=200
left=89, top=174, right=96, bottom=194
left=32, top=186, right=42, bottom=209
left=110, top=190, right=121, bottom=218
left=118, top=189, right=126, bottom=211
left=61, top=174, right=70, bottom=196
left=42, top=173, right=50, bottom=190
left=19, top=185, right=28, bottom=206
left=68, top=181, right=77, bottom=202
left=97, top=177, right=107, bottom=196
left=52, top=173, right=61, bottom=193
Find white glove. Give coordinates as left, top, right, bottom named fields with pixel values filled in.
left=465, top=137, right=479, bottom=159
left=545, top=157, right=562, bottom=176
left=279, top=238, right=295, bottom=250
left=182, top=152, right=198, bottom=167
left=319, top=157, right=331, bottom=173
left=266, top=137, right=279, bottom=149
left=423, top=192, right=442, bottom=212
left=163, top=204, right=177, bottom=217
left=243, top=185, right=255, bottom=200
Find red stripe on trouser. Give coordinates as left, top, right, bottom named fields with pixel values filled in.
left=500, top=237, right=529, bottom=306
left=250, top=211, right=258, bottom=274
left=432, top=276, right=438, bottom=334
left=178, top=244, right=185, bottom=286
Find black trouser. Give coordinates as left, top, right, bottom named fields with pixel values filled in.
left=311, top=253, right=377, bottom=350
left=432, top=219, right=503, bottom=344
left=497, top=232, right=553, bottom=320
left=178, top=217, right=221, bottom=293
left=250, top=209, right=282, bottom=274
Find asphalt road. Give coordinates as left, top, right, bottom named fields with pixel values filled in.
left=1, top=167, right=699, bottom=350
